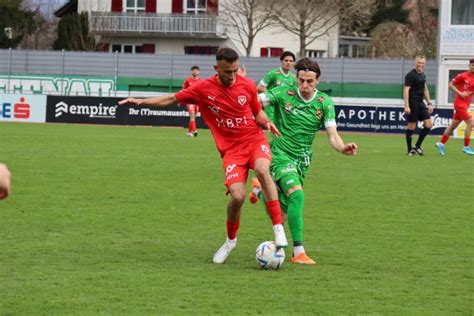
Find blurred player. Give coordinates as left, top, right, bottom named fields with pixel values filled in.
left=119, top=48, right=288, bottom=264
left=0, top=163, right=11, bottom=200
left=250, top=58, right=358, bottom=265
left=403, top=55, right=433, bottom=156
left=182, top=65, right=202, bottom=137
left=257, top=51, right=297, bottom=122
left=436, top=58, right=474, bottom=156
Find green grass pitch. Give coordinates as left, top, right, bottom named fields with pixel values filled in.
left=0, top=122, right=472, bottom=314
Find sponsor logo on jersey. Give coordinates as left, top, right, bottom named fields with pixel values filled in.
left=276, top=71, right=281, bottom=75
left=287, top=90, right=295, bottom=96
left=285, top=103, right=292, bottom=113
left=237, top=95, right=247, bottom=106
left=207, top=95, right=216, bottom=102
left=276, top=80, right=281, bottom=86
left=315, top=109, right=323, bottom=120
left=318, top=96, right=325, bottom=102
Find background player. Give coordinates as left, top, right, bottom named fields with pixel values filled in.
left=250, top=58, right=357, bottom=265
left=182, top=65, right=202, bottom=137
left=436, top=58, right=474, bottom=156
left=119, top=48, right=288, bottom=264
left=403, top=55, right=433, bottom=156
left=257, top=51, right=297, bottom=122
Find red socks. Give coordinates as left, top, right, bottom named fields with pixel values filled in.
left=226, top=219, right=240, bottom=240
left=465, top=138, right=470, bottom=147
left=265, top=200, right=283, bottom=225
left=441, top=135, right=449, bottom=144
left=188, top=120, right=196, bottom=133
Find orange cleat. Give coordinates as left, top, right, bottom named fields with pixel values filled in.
left=249, top=177, right=261, bottom=204
left=291, top=252, right=316, bottom=265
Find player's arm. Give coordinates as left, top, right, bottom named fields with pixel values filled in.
left=326, top=126, right=357, bottom=155
left=403, top=85, right=411, bottom=114
left=255, top=109, right=280, bottom=137
left=449, top=79, right=471, bottom=98
left=0, top=163, right=11, bottom=200
left=423, top=83, right=433, bottom=113
left=118, top=94, right=178, bottom=107
left=257, top=83, right=267, bottom=94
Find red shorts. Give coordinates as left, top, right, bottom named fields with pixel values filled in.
left=186, top=104, right=199, bottom=113
left=453, top=106, right=472, bottom=121
left=222, top=138, right=272, bottom=189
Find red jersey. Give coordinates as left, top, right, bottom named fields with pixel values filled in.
left=176, top=75, right=266, bottom=155
left=452, top=71, right=474, bottom=108
left=183, top=76, right=202, bottom=89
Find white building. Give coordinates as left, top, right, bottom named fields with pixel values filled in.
left=56, top=0, right=339, bottom=58
left=437, top=0, right=474, bottom=106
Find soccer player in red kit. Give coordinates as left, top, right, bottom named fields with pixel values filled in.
left=182, top=65, right=202, bottom=137
left=119, top=48, right=288, bottom=264
left=436, top=58, right=474, bottom=156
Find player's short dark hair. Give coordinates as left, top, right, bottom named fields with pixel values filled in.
left=191, top=65, right=200, bottom=70
left=470, top=58, right=474, bottom=64
left=280, top=51, right=295, bottom=62
left=216, top=48, right=239, bottom=63
left=295, top=58, right=321, bottom=78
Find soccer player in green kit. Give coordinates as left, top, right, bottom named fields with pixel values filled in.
left=250, top=58, right=358, bottom=264
left=257, top=51, right=297, bottom=122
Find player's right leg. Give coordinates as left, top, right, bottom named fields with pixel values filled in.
left=213, top=182, right=246, bottom=264
left=462, top=117, right=473, bottom=155
left=437, top=118, right=461, bottom=156
left=406, top=121, right=417, bottom=155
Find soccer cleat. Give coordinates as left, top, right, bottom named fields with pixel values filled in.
left=291, top=252, right=316, bottom=265
left=407, top=148, right=417, bottom=156
left=212, top=238, right=237, bottom=264
left=435, top=142, right=445, bottom=156
left=186, top=132, right=194, bottom=137
left=463, top=146, right=474, bottom=155
left=273, top=224, right=288, bottom=248
left=193, top=131, right=198, bottom=137
left=249, top=177, right=261, bottom=204
left=414, top=146, right=424, bottom=156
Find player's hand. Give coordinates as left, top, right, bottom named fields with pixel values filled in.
left=459, top=91, right=470, bottom=98
left=342, top=143, right=357, bottom=155
left=266, top=122, right=280, bottom=138
left=428, top=105, right=433, bottom=113
left=118, top=97, right=140, bottom=105
left=0, top=163, right=11, bottom=200
left=404, top=106, right=411, bottom=115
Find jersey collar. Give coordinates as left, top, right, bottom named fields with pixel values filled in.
left=279, top=67, right=291, bottom=77
left=297, top=89, right=318, bottom=103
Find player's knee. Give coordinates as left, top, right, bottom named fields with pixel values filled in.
left=254, top=166, right=271, bottom=181
left=288, top=189, right=304, bottom=204
left=230, top=190, right=246, bottom=205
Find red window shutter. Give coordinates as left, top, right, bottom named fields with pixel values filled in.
left=208, top=0, right=218, bottom=14
left=270, top=48, right=283, bottom=57
left=260, top=47, right=268, bottom=57
left=142, top=44, right=155, bottom=54
left=111, top=0, right=122, bottom=12
left=172, top=0, right=183, bottom=13
left=98, top=43, right=110, bottom=52
left=145, top=0, right=157, bottom=12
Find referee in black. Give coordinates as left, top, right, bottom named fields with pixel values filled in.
left=403, top=55, right=433, bottom=156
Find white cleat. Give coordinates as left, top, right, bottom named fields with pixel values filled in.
left=273, top=224, right=288, bottom=248
left=213, top=238, right=237, bottom=264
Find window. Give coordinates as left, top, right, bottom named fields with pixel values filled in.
left=111, top=44, right=150, bottom=54
left=260, top=47, right=284, bottom=58
left=338, top=44, right=349, bottom=57
left=186, top=0, right=206, bottom=14
left=451, top=0, right=474, bottom=25
left=184, top=45, right=218, bottom=55
left=125, top=0, right=145, bottom=12
left=351, top=45, right=366, bottom=58
left=306, top=50, right=325, bottom=58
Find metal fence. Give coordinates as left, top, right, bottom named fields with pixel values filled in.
left=0, top=48, right=438, bottom=99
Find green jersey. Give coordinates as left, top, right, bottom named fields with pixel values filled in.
left=259, top=67, right=297, bottom=90
left=261, top=86, right=337, bottom=176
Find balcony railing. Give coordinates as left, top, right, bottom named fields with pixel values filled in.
left=89, top=12, right=227, bottom=38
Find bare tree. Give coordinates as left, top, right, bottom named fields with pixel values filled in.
left=340, top=0, right=378, bottom=36
left=220, top=0, right=278, bottom=57
left=367, top=21, right=418, bottom=58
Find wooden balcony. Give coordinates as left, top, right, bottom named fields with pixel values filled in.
left=89, top=12, right=227, bottom=38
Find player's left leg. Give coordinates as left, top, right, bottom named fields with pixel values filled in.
left=462, top=117, right=473, bottom=155
left=278, top=175, right=316, bottom=265
left=414, top=113, right=432, bottom=155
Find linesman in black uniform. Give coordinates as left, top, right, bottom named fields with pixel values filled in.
left=403, top=55, right=433, bottom=155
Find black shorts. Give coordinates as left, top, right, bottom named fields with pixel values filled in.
left=406, top=100, right=430, bottom=122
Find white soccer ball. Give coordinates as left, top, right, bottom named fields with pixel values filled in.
left=255, top=241, right=285, bottom=269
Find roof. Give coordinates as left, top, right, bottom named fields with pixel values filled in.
left=54, top=0, right=78, bottom=17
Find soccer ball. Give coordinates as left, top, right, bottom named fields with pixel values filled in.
left=255, top=241, right=285, bottom=269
